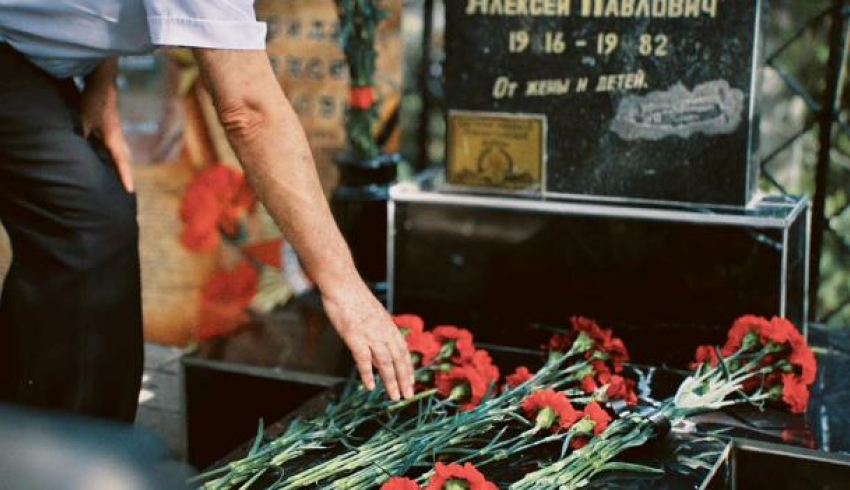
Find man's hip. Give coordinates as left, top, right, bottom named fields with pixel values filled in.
left=0, top=43, right=143, bottom=423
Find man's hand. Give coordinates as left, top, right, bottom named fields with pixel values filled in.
left=323, top=284, right=414, bottom=401
left=79, top=57, right=134, bottom=193
left=192, top=48, right=415, bottom=400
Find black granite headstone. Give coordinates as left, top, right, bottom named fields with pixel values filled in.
left=444, top=0, right=765, bottom=207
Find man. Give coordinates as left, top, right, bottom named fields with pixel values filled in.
left=0, top=0, right=414, bottom=422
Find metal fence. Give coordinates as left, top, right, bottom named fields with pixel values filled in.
left=759, top=0, right=850, bottom=325
left=409, top=0, right=850, bottom=327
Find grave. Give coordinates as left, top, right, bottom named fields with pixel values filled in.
left=444, top=0, right=766, bottom=206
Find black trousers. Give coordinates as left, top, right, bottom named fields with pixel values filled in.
left=0, top=45, right=143, bottom=422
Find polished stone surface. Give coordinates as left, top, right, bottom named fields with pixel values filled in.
left=620, top=323, right=850, bottom=456
left=391, top=186, right=808, bottom=366
left=444, top=1, right=764, bottom=205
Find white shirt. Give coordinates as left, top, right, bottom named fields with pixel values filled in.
left=0, top=0, right=267, bottom=78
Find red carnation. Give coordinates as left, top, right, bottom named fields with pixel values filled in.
left=433, top=325, right=476, bottom=361
left=505, top=367, right=534, bottom=389
left=393, top=314, right=425, bottom=335
left=574, top=317, right=628, bottom=360
left=690, top=345, right=720, bottom=370
left=579, top=360, right=613, bottom=395
left=556, top=317, right=630, bottom=371
left=584, top=401, right=612, bottom=435
left=570, top=402, right=613, bottom=450
left=580, top=375, right=598, bottom=395
left=789, top=345, right=817, bottom=386
left=723, top=315, right=770, bottom=355
left=466, top=350, right=500, bottom=386
left=382, top=477, right=420, bottom=490
left=436, top=365, right=489, bottom=411
left=547, top=332, right=575, bottom=353
left=781, top=374, right=811, bottom=414
left=761, top=316, right=799, bottom=346
left=349, top=86, right=376, bottom=110
left=593, top=360, right=612, bottom=383
left=572, top=316, right=611, bottom=345
left=772, top=317, right=817, bottom=385
left=522, top=390, right=582, bottom=432
left=197, top=262, right=258, bottom=341
left=180, top=165, right=255, bottom=252
left=604, top=337, right=629, bottom=372
left=606, top=375, right=638, bottom=407
left=406, top=330, right=441, bottom=367
left=425, top=463, right=497, bottom=490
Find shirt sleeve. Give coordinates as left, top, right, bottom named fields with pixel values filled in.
left=142, top=0, right=267, bottom=50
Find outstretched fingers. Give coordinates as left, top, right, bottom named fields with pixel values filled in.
left=351, top=341, right=376, bottom=392
left=372, top=344, right=401, bottom=401
left=389, top=329, right=415, bottom=399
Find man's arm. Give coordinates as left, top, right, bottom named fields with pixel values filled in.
left=193, top=48, right=414, bottom=401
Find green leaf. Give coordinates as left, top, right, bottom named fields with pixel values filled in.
left=717, top=349, right=733, bottom=383
left=248, top=419, right=264, bottom=457
left=677, top=456, right=715, bottom=471
left=601, top=462, right=665, bottom=475
left=237, top=468, right=266, bottom=490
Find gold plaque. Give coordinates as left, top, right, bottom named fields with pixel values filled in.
left=447, top=111, right=546, bottom=191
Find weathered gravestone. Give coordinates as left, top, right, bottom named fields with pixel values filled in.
left=444, top=0, right=765, bottom=206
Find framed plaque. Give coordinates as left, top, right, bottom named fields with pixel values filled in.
left=447, top=111, right=546, bottom=192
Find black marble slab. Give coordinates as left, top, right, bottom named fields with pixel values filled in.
left=444, top=0, right=765, bottom=206
left=390, top=182, right=808, bottom=366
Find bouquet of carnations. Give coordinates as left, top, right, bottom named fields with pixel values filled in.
left=194, top=314, right=816, bottom=490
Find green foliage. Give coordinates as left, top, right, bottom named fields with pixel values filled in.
left=337, top=0, right=384, bottom=159
left=761, top=0, right=850, bottom=326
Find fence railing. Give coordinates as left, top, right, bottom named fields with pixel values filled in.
left=759, top=0, right=850, bottom=324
